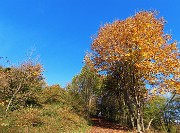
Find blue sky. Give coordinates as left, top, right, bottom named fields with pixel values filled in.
left=0, top=0, right=180, bottom=87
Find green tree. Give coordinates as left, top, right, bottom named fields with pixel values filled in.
left=162, top=93, right=180, bottom=132
left=143, top=96, right=166, bottom=130
left=101, top=74, right=138, bottom=127
left=68, top=64, right=102, bottom=116
left=39, top=84, right=65, bottom=104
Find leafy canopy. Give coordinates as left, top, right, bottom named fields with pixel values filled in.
left=89, top=11, right=180, bottom=94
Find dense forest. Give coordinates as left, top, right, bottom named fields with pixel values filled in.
left=0, top=11, right=180, bottom=133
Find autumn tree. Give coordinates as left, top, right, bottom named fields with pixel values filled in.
left=87, top=11, right=180, bottom=132
left=68, top=64, right=102, bottom=116
left=0, top=60, right=44, bottom=111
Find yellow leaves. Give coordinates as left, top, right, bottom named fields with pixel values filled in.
left=170, top=42, right=178, bottom=51
left=125, top=53, right=130, bottom=57
left=142, top=52, right=148, bottom=58
left=135, top=63, right=140, bottom=68
left=32, top=71, right=38, bottom=76
left=170, top=80, right=175, bottom=85
left=160, top=90, right=165, bottom=95
left=151, top=88, right=158, bottom=95
left=89, top=10, right=180, bottom=96
left=1, top=122, right=9, bottom=127
left=0, top=101, right=4, bottom=106
left=173, top=82, right=180, bottom=94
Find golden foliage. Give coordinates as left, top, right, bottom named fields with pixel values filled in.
left=89, top=11, right=180, bottom=94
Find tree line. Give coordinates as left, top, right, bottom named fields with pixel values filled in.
left=0, top=11, right=179, bottom=133
left=68, top=11, right=180, bottom=132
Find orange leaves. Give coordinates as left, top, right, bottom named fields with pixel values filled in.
left=92, top=11, right=166, bottom=67
left=89, top=11, right=180, bottom=94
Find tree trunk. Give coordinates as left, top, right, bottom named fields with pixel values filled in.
left=130, top=114, right=135, bottom=128
left=6, top=82, right=22, bottom=112
left=135, top=95, right=145, bottom=133
left=88, top=96, right=92, bottom=109
left=146, top=118, right=153, bottom=131
left=141, top=116, right=145, bottom=132
left=137, top=109, right=142, bottom=133
left=124, top=90, right=135, bottom=128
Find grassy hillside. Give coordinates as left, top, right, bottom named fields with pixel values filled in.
left=0, top=85, right=90, bottom=133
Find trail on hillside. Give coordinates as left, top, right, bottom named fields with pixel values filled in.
left=87, top=118, right=135, bottom=133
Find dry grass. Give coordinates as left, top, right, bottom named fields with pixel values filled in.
left=0, top=104, right=90, bottom=133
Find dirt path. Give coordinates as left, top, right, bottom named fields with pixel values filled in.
left=87, top=118, right=135, bottom=133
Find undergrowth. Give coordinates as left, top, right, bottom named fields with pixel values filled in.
left=0, top=86, right=90, bottom=133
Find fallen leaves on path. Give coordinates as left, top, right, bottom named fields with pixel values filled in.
left=87, top=118, right=135, bottom=133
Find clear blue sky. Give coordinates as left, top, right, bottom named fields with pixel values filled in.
left=0, top=0, right=179, bottom=87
